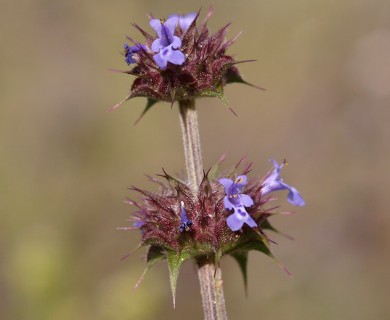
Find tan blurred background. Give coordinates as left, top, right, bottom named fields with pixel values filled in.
left=1, top=0, right=390, bottom=319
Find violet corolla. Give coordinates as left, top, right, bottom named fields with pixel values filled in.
left=262, top=159, right=305, bottom=206
left=169, top=12, right=197, bottom=32
left=226, top=206, right=257, bottom=232
left=179, top=201, right=192, bottom=232
left=123, top=43, right=141, bottom=65
left=219, top=176, right=257, bottom=231
left=150, top=17, right=185, bottom=69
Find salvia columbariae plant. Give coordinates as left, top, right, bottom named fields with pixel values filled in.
left=114, top=9, right=305, bottom=320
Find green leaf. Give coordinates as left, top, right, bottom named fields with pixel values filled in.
left=147, top=245, right=165, bottom=265
left=201, top=87, right=228, bottom=104
left=229, top=230, right=274, bottom=260
left=231, top=251, right=249, bottom=297
left=167, top=250, right=191, bottom=308
left=134, top=246, right=166, bottom=289
left=225, top=63, right=265, bottom=91
left=158, top=168, right=187, bottom=188
left=200, top=87, right=238, bottom=116
left=242, top=237, right=273, bottom=258
left=247, top=232, right=292, bottom=277
left=208, top=154, right=226, bottom=180
left=260, top=219, right=279, bottom=233
left=261, top=219, right=294, bottom=240
left=134, top=98, right=158, bottom=124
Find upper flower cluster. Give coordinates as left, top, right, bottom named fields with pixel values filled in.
left=113, top=10, right=257, bottom=119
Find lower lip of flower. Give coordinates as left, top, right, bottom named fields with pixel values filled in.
left=236, top=208, right=246, bottom=216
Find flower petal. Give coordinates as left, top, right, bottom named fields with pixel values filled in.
left=234, top=175, right=248, bottom=192
left=227, top=206, right=257, bottom=231
left=171, top=36, right=182, bottom=49
left=239, top=194, right=254, bottom=207
left=244, top=214, right=257, bottom=228
left=226, top=213, right=245, bottom=231
left=150, top=19, right=162, bottom=37
left=269, top=158, right=282, bottom=172
left=179, top=13, right=197, bottom=32
left=262, top=180, right=285, bottom=196
left=164, top=17, right=179, bottom=36
left=287, top=186, right=305, bottom=206
left=167, top=49, right=185, bottom=65
left=160, top=24, right=174, bottom=47
left=153, top=53, right=168, bottom=69
left=223, top=196, right=234, bottom=210
left=151, top=38, right=162, bottom=53
left=133, top=221, right=145, bottom=228
left=219, top=178, right=233, bottom=194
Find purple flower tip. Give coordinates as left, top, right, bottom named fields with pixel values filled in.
left=123, top=43, right=141, bottom=65
left=133, top=221, right=144, bottom=228
left=179, top=201, right=192, bottom=232
left=261, top=159, right=305, bottom=206
left=169, top=12, right=197, bottom=32
left=150, top=18, right=186, bottom=69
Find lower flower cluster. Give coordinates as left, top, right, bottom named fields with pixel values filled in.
left=122, top=158, right=304, bottom=301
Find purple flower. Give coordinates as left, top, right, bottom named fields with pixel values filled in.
left=226, top=205, right=257, bottom=231
left=262, top=159, right=305, bottom=206
left=169, top=13, right=197, bottom=32
left=219, top=175, right=256, bottom=231
left=179, top=201, right=192, bottom=232
left=123, top=43, right=142, bottom=65
left=150, top=17, right=186, bottom=69
left=132, top=220, right=145, bottom=235
left=133, top=220, right=145, bottom=228
left=219, top=175, right=254, bottom=210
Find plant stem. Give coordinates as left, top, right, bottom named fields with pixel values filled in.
left=197, top=260, right=228, bottom=320
left=179, top=99, right=204, bottom=192
left=178, top=99, right=228, bottom=320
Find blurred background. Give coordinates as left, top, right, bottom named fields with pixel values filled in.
left=1, top=0, right=390, bottom=319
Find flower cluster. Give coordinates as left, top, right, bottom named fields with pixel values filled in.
left=113, top=10, right=258, bottom=120
left=122, top=158, right=304, bottom=301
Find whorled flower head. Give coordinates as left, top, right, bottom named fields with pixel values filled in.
left=112, top=9, right=260, bottom=120
left=122, top=159, right=305, bottom=303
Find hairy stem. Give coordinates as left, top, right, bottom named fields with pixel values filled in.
left=197, top=261, right=228, bottom=320
left=178, top=100, right=228, bottom=320
left=179, top=99, right=203, bottom=192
